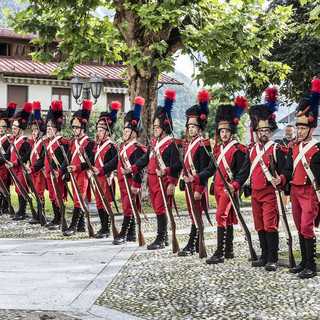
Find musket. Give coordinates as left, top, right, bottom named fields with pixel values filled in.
left=35, top=122, right=68, bottom=231
left=0, top=176, right=15, bottom=215
left=50, top=125, right=94, bottom=237
left=261, top=142, right=296, bottom=268
left=201, top=196, right=213, bottom=226
left=167, top=126, right=206, bottom=258
left=172, top=195, right=181, bottom=218
left=73, top=132, right=119, bottom=239
left=1, top=128, right=46, bottom=225
left=198, top=135, right=258, bottom=262
left=116, top=143, right=146, bottom=246
left=137, top=191, right=149, bottom=221
left=106, top=176, right=120, bottom=215
left=0, top=147, right=38, bottom=220
left=147, top=136, right=180, bottom=253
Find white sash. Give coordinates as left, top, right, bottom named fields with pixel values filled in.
left=249, top=140, right=274, bottom=180
left=0, top=135, right=6, bottom=153
left=152, top=136, right=171, bottom=170
left=71, top=135, right=89, bottom=163
left=10, top=135, right=25, bottom=153
left=292, top=139, right=318, bottom=176
left=121, top=140, right=136, bottom=168
left=301, top=153, right=320, bottom=202
left=47, top=135, right=61, bottom=154
left=217, top=140, right=237, bottom=181
left=95, top=139, right=114, bottom=184
left=30, top=139, right=42, bottom=162
left=184, top=137, right=201, bottom=176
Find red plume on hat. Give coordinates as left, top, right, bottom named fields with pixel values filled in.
left=234, top=96, right=248, bottom=124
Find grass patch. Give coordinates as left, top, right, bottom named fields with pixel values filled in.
left=279, top=249, right=320, bottom=263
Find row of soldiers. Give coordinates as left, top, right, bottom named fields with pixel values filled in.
left=0, top=80, right=319, bottom=280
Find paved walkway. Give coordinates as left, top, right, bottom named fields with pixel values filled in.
left=0, top=238, right=143, bottom=319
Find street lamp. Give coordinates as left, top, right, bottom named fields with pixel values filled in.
left=70, top=75, right=103, bottom=105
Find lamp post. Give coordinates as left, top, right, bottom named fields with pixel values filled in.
left=70, top=75, right=103, bottom=105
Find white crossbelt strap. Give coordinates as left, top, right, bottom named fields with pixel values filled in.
left=71, top=136, right=89, bottom=163
left=184, top=137, right=201, bottom=176
left=10, top=135, right=25, bottom=153
left=95, top=140, right=114, bottom=184
left=249, top=140, right=274, bottom=180
left=48, top=136, right=62, bottom=169
left=217, top=140, right=238, bottom=181
left=292, top=139, right=318, bottom=176
left=301, top=153, right=320, bottom=202
left=149, top=136, right=171, bottom=170
left=0, top=136, right=6, bottom=153
left=121, top=140, right=136, bottom=168
left=30, top=139, right=42, bottom=162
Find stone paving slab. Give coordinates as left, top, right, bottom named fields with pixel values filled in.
left=0, top=238, right=143, bottom=319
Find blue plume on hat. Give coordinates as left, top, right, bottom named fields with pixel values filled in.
left=163, top=89, right=176, bottom=118
left=110, top=101, right=121, bottom=121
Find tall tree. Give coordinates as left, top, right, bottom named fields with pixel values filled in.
left=245, top=0, right=320, bottom=103
left=6, top=0, right=292, bottom=142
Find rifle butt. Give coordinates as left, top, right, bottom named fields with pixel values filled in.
left=138, top=229, right=146, bottom=247
left=289, top=249, right=296, bottom=268
left=249, top=246, right=259, bottom=262
left=10, top=205, right=15, bottom=216
left=31, top=207, right=38, bottom=220
left=61, top=217, right=68, bottom=232
left=87, top=223, right=95, bottom=237
left=172, top=234, right=180, bottom=253
left=111, top=220, right=119, bottom=239
left=198, top=241, right=207, bottom=259
left=39, top=215, right=47, bottom=226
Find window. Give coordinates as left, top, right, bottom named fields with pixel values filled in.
left=20, top=45, right=26, bottom=56
left=14, top=44, right=19, bottom=56
left=52, top=88, right=71, bottom=111
left=0, top=43, right=12, bottom=57
left=30, top=46, right=36, bottom=53
left=7, top=85, right=28, bottom=108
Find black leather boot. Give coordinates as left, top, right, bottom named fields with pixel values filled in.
left=252, top=230, right=268, bottom=267
left=206, top=227, right=226, bottom=264
left=165, top=231, right=169, bottom=246
left=94, top=209, right=109, bottom=238
left=290, top=234, right=306, bottom=274
left=1, top=195, right=9, bottom=215
left=11, top=195, right=27, bottom=220
left=63, top=207, right=81, bottom=236
left=225, top=225, right=235, bottom=259
left=147, top=215, right=167, bottom=250
left=126, top=217, right=137, bottom=242
left=113, top=216, right=132, bottom=245
left=48, top=203, right=62, bottom=230
left=265, top=231, right=279, bottom=271
left=299, top=237, right=317, bottom=279
left=77, top=211, right=86, bottom=232
left=28, top=198, right=44, bottom=224
left=178, top=224, right=197, bottom=256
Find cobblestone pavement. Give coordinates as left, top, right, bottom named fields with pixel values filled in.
left=1, top=208, right=320, bottom=320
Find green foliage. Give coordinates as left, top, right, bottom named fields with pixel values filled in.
left=5, top=0, right=293, bottom=95
left=245, top=0, right=320, bottom=103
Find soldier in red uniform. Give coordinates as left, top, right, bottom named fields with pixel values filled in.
left=191, top=97, right=248, bottom=263
left=124, top=90, right=183, bottom=250
left=228, top=88, right=286, bottom=271
left=28, top=100, right=70, bottom=230
left=0, top=102, right=16, bottom=215
left=94, top=97, right=146, bottom=244
left=92, top=101, right=120, bottom=238
left=177, top=90, right=211, bottom=256
left=272, top=78, right=320, bottom=279
left=5, top=102, right=33, bottom=221
left=27, top=101, right=47, bottom=224
left=60, top=100, right=95, bottom=236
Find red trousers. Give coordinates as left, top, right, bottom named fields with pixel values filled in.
left=251, top=186, right=279, bottom=232
left=70, top=170, right=89, bottom=209
left=0, top=164, right=10, bottom=189
left=32, top=170, right=46, bottom=199
left=118, top=177, right=138, bottom=217
left=11, top=166, right=28, bottom=196
left=291, top=184, right=319, bottom=239
left=95, top=175, right=113, bottom=210
left=47, top=172, right=67, bottom=206
left=214, top=184, right=238, bottom=227
left=185, top=182, right=203, bottom=225
left=148, top=174, right=172, bottom=216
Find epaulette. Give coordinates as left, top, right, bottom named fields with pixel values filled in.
left=199, top=138, right=210, bottom=147
left=60, top=137, right=70, bottom=145
left=151, top=138, right=157, bottom=144
left=280, top=145, right=289, bottom=155
left=9, top=136, right=14, bottom=143
left=175, top=138, right=184, bottom=147
left=288, top=140, right=299, bottom=148
left=237, top=143, right=248, bottom=154
left=25, top=137, right=33, bottom=146
left=93, top=141, right=98, bottom=153
left=134, top=142, right=147, bottom=153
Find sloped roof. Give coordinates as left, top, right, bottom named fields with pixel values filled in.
left=0, top=57, right=182, bottom=85
left=0, top=28, right=40, bottom=40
